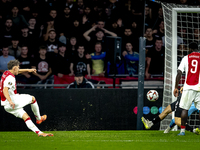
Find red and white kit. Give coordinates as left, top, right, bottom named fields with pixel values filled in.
left=0, top=71, right=32, bottom=118
left=178, top=52, right=200, bottom=110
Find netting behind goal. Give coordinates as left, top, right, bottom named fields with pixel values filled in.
left=160, top=2, right=200, bottom=130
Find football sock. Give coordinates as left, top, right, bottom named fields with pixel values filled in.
left=152, top=116, right=161, bottom=125
left=25, top=118, right=42, bottom=134
left=186, top=124, right=193, bottom=132
left=181, top=125, right=186, bottom=133
left=169, top=119, right=176, bottom=128
left=31, top=99, right=41, bottom=120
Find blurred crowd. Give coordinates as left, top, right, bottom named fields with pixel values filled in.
left=0, top=0, right=199, bottom=85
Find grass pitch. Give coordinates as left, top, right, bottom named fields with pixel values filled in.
left=0, top=130, right=200, bottom=150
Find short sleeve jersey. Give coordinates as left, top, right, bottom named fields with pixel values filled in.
left=178, top=52, right=200, bottom=91
left=0, top=71, right=16, bottom=106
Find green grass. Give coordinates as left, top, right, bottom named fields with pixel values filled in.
left=0, top=130, right=200, bottom=150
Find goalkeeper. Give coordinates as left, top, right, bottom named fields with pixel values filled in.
left=141, top=87, right=200, bottom=134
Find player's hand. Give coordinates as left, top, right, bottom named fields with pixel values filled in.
left=29, top=69, right=36, bottom=73
left=173, top=88, right=179, bottom=97
left=9, top=101, right=15, bottom=109
left=180, top=87, right=183, bottom=93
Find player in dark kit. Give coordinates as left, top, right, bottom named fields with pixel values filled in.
left=142, top=87, right=200, bottom=134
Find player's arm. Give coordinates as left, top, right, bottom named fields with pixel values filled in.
left=3, top=87, right=15, bottom=109
left=18, top=69, right=36, bottom=74
left=174, top=69, right=182, bottom=97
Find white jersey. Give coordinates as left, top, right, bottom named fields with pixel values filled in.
left=4, top=75, right=16, bottom=96
left=178, top=52, right=200, bottom=91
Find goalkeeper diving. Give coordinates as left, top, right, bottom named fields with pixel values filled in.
left=141, top=87, right=200, bottom=134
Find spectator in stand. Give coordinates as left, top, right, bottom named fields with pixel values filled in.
left=6, top=5, right=29, bottom=30
left=154, top=20, right=165, bottom=38
left=60, top=0, right=77, bottom=15
left=70, top=18, right=84, bottom=41
left=177, top=43, right=187, bottom=66
left=122, top=42, right=139, bottom=76
left=31, top=45, right=53, bottom=85
left=122, top=27, right=138, bottom=51
left=145, top=38, right=165, bottom=79
left=152, top=7, right=164, bottom=31
left=67, top=71, right=94, bottom=88
left=19, top=0, right=32, bottom=21
left=193, top=28, right=200, bottom=43
left=144, top=5, right=153, bottom=28
left=19, top=25, right=32, bottom=50
left=85, top=42, right=106, bottom=76
left=0, top=46, right=15, bottom=76
left=178, top=27, right=188, bottom=44
left=44, top=29, right=59, bottom=58
left=16, top=45, right=34, bottom=84
left=81, top=5, right=93, bottom=30
left=8, top=37, right=21, bottom=58
left=69, top=45, right=91, bottom=78
left=0, top=0, right=11, bottom=19
left=58, top=6, right=73, bottom=41
left=76, top=0, right=85, bottom=14
left=108, top=20, right=123, bottom=37
left=0, top=18, right=18, bottom=46
left=28, top=17, right=39, bottom=40
left=43, top=16, right=56, bottom=41
left=52, top=43, right=70, bottom=78
left=67, top=37, right=78, bottom=58
left=145, top=27, right=156, bottom=53
left=83, top=23, right=117, bottom=53
left=49, top=8, right=59, bottom=31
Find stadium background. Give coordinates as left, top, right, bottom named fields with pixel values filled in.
left=0, top=88, right=163, bottom=131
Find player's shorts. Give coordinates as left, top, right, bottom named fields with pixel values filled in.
left=180, top=89, right=200, bottom=110
left=4, top=94, right=32, bottom=118
left=170, top=99, right=182, bottom=117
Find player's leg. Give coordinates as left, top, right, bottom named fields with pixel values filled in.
left=178, top=90, right=195, bottom=135
left=164, top=119, right=176, bottom=133
left=192, top=93, right=200, bottom=135
left=30, top=96, right=47, bottom=124
left=22, top=113, right=53, bottom=137
left=142, top=104, right=172, bottom=129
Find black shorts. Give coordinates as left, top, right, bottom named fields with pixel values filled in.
left=170, top=94, right=182, bottom=117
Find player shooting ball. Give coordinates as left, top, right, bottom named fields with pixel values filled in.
left=0, top=59, right=53, bottom=137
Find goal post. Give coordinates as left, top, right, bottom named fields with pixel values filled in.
left=160, top=2, right=200, bottom=130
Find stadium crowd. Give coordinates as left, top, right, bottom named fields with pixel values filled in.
left=0, top=0, right=199, bottom=86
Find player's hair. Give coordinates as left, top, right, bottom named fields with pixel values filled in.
left=7, top=59, right=20, bottom=70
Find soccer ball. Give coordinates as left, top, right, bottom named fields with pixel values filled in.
left=147, top=90, right=159, bottom=102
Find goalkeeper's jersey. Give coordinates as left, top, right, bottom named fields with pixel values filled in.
left=178, top=52, right=200, bottom=91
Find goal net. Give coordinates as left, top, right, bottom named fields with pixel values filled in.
left=160, top=2, right=200, bottom=130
